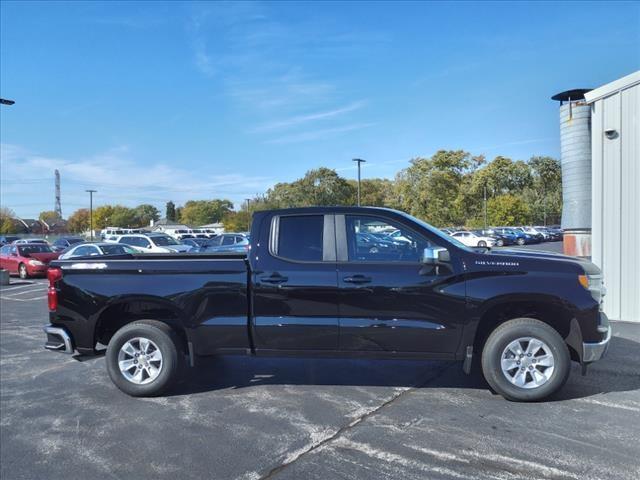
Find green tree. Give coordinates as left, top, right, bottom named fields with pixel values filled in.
left=266, top=168, right=354, bottom=208
left=38, top=210, right=61, bottom=225
left=67, top=208, right=90, bottom=233
left=0, top=207, right=18, bottom=234
left=179, top=199, right=233, bottom=226
left=221, top=210, right=251, bottom=232
left=524, top=156, right=562, bottom=225
left=93, top=205, right=115, bottom=229
left=395, top=150, right=482, bottom=227
left=166, top=201, right=176, bottom=222
left=485, top=194, right=531, bottom=226
left=133, top=204, right=160, bottom=227
left=346, top=178, right=399, bottom=207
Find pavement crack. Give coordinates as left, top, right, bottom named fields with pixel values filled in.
left=258, top=362, right=456, bottom=480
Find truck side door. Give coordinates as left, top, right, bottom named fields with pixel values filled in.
left=251, top=213, right=339, bottom=352
left=336, top=214, right=465, bottom=356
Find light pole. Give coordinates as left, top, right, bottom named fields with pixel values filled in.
left=245, top=198, right=251, bottom=232
left=352, top=158, right=366, bottom=206
left=86, top=189, right=97, bottom=240
left=483, top=184, right=488, bottom=229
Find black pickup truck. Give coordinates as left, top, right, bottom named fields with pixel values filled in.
left=43, top=207, right=610, bottom=401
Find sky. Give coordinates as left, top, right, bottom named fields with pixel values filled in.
left=1, top=1, right=639, bottom=219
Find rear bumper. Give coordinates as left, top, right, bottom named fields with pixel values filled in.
left=43, top=325, right=74, bottom=354
left=582, top=325, right=612, bottom=363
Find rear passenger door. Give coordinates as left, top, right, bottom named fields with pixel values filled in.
left=252, top=214, right=339, bottom=352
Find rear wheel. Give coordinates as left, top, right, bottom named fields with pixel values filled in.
left=18, top=263, right=28, bottom=279
left=106, top=320, right=182, bottom=397
left=481, top=318, right=570, bottom=401
left=517, top=237, right=525, bottom=246
left=496, top=239, right=504, bottom=247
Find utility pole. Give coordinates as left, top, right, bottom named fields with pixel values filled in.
left=54, top=170, right=62, bottom=218
left=483, top=184, right=488, bottom=229
left=352, top=158, right=366, bottom=206
left=86, top=189, right=97, bottom=240
left=245, top=198, right=251, bottom=232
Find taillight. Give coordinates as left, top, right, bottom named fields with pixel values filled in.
left=47, top=268, right=62, bottom=311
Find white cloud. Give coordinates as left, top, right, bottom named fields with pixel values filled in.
left=266, top=123, right=376, bottom=145
left=252, top=100, right=367, bottom=132
left=0, top=143, right=273, bottom=218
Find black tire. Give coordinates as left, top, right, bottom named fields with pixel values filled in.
left=18, top=263, right=28, bottom=279
left=496, top=239, right=504, bottom=247
left=478, top=240, right=487, bottom=247
left=106, top=320, right=182, bottom=397
left=517, top=238, right=525, bottom=246
left=481, top=318, right=570, bottom=402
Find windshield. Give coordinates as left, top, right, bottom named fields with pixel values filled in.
left=99, top=244, right=133, bottom=255
left=395, top=210, right=473, bottom=252
left=18, top=245, right=53, bottom=254
left=151, top=235, right=180, bottom=246
left=68, top=238, right=84, bottom=245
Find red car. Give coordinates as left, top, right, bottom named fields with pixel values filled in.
left=0, top=243, right=60, bottom=279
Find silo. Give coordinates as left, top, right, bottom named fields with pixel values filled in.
left=551, top=89, right=593, bottom=256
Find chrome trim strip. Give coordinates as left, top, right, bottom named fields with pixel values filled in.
left=43, top=325, right=74, bottom=354
left=582, top=325, right=612, bottom=363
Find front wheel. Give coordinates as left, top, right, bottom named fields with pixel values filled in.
left=478, top=240, right=487, bottom=247
left=18, top=263, right=28, bottom=279
left=517, top=238, right=525, bottom=246
left=481, top=318, right=570, bottom=401
left=496, top=239, right=504, bottom=247
left=106, top=320, right=182, bottom=397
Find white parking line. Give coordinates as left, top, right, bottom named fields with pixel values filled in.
left=2, top=286, right=46, bottom=297
left=0, top=295, right=46, bottom=302
left=0, top=282, right=37, bottom=292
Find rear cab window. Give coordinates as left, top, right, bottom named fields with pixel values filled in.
left=273, top=215, right=325, bottom=262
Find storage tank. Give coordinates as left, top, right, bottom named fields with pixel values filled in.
left=551, top=89, right=593, bottom=257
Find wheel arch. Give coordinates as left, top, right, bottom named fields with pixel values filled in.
left=94, top=296, right=190, bottom=354
left=471, top=295, right=579, bottom=361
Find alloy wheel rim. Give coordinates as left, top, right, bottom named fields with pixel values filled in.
left=500, top=337, right=555, bottom=389
left=118, top=337, right=163, bottom=385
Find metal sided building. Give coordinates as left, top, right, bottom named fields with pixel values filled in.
left=585, top=71, right=640, bottom=323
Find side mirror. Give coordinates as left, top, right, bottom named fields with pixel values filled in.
left=146, top=244, right=153, bottom=249
left=422, top=247, right=450, bottom=264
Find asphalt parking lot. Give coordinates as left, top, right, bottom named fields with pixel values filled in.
left=1, top=263, right=639, bottom=480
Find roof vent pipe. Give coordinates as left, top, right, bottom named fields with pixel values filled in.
left=551, top=88, right=592, bottom=257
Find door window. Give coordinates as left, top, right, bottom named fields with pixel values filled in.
left=345, top=215, right=440, bottom=262
left=73, top=245, right=98, bottom=257
left=275, top=215, right=324, bottom=262
left=222, top=235, right=235, bottom=246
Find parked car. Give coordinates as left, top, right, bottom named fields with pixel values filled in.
left=493, top=227, right=533, bottom=246
left=44, top=206, right=610, bottom=401
left=58, top=242, right=137, bottom=260
left=535, top=226, right=563, bottom=241
left=100, top=228, right=126, bottom=240
left=51, top=237, right=85, bottom=252
left=13, top=238, right=49, bottom=245
left=181, top=238, right=209, bottom=249
left=0, top=243, right=59, bottom=278
left=514, top=227, right=544, bottom=242
left=0, top=235, right=20, bottom=246
left=196, top=233, right=250, bottom=253
left=472, top=229, right=514, bottom=247
left=450, top=231, right=496, bottom=247
left=116, top=233, right=191, bottom=253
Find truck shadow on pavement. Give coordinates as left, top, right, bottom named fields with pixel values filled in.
left=169, top=334, right=640, bottom=402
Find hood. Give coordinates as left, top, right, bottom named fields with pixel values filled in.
left=165, top=245, right=191, bottom=253
left=27, top=252, right=59, bottom=264
left=487, top=248, right=601, bottom=275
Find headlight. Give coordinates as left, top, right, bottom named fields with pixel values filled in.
left=578, top=274, right=606, bottom=306
left=28, top=259, right=45, bottom=266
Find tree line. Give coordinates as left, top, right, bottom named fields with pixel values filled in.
left=1, top=150, right=562, bottom=234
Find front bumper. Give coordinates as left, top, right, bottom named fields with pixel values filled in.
left=43, top=325, right=74, bottom=354
left=582, top=325, right=612, bottom=363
